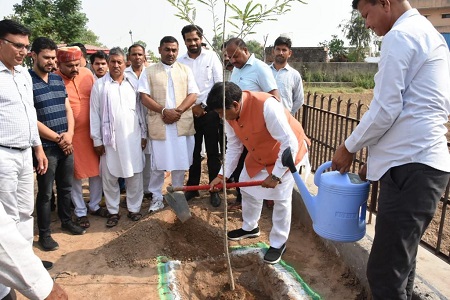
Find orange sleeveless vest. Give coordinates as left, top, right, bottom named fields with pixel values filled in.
left=228, top=91, right=310, bottom=178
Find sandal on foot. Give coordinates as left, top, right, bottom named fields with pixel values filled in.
left=106, top=214, right=120, bottom=228
left=90, top=207, right=110, bottom=218
left=76, top=216, right=90, bottom=228
left=127, top=212, right=142, bottom=221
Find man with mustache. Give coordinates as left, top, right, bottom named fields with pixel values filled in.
left=270, top=36, right=304, bottom=115
left=29, top=37, right=84, bottom=250
left=0, top=19, right=67, bottom=300
left=90, top=50, right=109, bottom=80
left=139, top=36, right=199, bottom=213
left=56, top=46, right=102, bottom=231
left=90, top=47, right=147, bottom=227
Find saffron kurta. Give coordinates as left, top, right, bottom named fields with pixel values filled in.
left=56, top=67, right=99, bottom=179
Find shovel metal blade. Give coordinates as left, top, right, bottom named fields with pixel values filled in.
left=165, top=191, right=192, bottom=223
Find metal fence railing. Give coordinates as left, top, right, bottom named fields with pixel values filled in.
left=298, top=92, right=450, bottom=264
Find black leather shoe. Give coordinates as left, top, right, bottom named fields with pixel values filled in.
left=42, top=260, right=53, bottom=270
left=210, top=192, right=221, bottom=207
left=185, top=190, right=200, bottom=201
left=38, top=235, right=59, bottom=251
left=61, top=221, right=86, bottom=235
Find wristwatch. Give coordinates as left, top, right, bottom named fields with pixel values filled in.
left=271, top=174, right=282, bottom=183
left=200, top=103, right=207, bottom=109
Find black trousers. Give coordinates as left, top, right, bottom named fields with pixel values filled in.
left=186, top=110, right=221, bottom=185
left=35, top=147, right=74, bottom=237
left=367, top=163, right=449, bottom=300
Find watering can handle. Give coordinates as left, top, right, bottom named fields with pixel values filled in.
left=314, top=161, right=333, bottom=187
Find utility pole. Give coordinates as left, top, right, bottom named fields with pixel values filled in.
left=129, top=30, right=133, bottom=44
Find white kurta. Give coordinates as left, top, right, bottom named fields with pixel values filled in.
left=138, top=64, right=198, bottom=171
left=222, top=96, right=308, bottom=200
left=90, top=74, right=145, bottom=178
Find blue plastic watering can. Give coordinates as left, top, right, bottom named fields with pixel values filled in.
left=282, top=148, right=369, bottom=242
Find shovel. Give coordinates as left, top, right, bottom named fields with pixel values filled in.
left=165, top=180, right=264, bottom=223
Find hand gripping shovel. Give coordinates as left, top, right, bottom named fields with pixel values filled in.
left=165, top=181, right=264, bottom=222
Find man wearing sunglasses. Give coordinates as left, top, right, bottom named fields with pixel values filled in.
left=0, top=19, right=67, bottom=300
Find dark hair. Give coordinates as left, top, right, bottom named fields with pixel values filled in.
left=89, top=50, right=108, bottom=65
left=206, top=81, right=242, bottom=110
left=67, top=42, right=87, bottom=57
left=352, top=0, right=377, bottom=9
left=159, top=36, right=178, bottom=47
left=0, top=19, right=31, bottom=39
left=274, top=36, right=292, bottom=49
left=181, top=24, right=203, bottom=40
left=128, top=43, right=145, bottom=53
left=226, top=37, right=246, bottom=49
left=31, top=37, right=57, bottom=54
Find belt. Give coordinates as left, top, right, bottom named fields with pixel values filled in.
left=0, top=144, right=30, bottom=151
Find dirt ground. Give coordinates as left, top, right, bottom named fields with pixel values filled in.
left=25, top=169, right=367, bottom=300
left=20, top=90, right=446, bottom=299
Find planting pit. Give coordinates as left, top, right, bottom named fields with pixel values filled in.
left=159, top=246, right=320, bottom=300
left=30, top=171, right=367, bottom=299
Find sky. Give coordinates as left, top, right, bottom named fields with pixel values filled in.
left=0, top=0, right=354, bottom=53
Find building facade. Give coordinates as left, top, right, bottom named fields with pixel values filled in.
left=410, top=0, right=450, bottom=47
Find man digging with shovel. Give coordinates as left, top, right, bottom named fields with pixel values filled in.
left=207, top=82, right=310, bottom=264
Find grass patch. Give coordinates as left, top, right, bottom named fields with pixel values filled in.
left=304, top=85, right=372, bottom=95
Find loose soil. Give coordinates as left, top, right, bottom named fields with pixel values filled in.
left=26, top=169, right=366, bottom=300
left=21, top=91, right=447, bottom=299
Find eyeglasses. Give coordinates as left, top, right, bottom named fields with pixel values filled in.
left=0, top=38, right=31, bottom=52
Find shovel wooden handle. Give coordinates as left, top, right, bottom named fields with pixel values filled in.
left=167, top=180, right=264, bottom=192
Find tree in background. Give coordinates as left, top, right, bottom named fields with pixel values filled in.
left=246, top=39, right=264, bottom=60
left=7, top=0, right=103, bottom=46
left=319, top=35, right=348, bottom=62
left=167, top=0, right=306, bottom=54
left=340, top=10, right=373, bottom=62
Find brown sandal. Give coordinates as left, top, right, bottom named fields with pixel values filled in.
left=127, top=212, right=142, bottom=221
left=76, top=216, right=90, bottom=228
left=106, top=214, right=120, bottom=228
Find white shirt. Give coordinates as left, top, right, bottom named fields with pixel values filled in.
left=0, top=62, right=41, bottom=148
left=138, top=63, right=199, bottom=170
left=178, top=49, right=223, bottom=105
left=90, top=73, right=145, bottom=177
left=270, top=63, right=304, bottom=115
left=345, top=9, right=450, bottom=180
left=124, top=65, right=143, bottom=90
left=0, top=202, right=53, bottom=299
left=221, top=96, right=300, bottom=199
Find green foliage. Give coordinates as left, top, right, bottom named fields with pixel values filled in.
left=319, top=35, right=348, bottom=62
left=302, top=69, right=375, bottom=89
left=8, top=0, right=101, bottom=45
left=135, top=40, right=147, bottom=49
left=246, top=39, right=264, bottom=60
left=147, top=50, right=160, bottom=63
left=166, top=0, right=307, bottom=53
left=339, top=10, right=373, bottom=61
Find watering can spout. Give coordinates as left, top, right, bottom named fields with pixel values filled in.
left=281, top=148, right=316, bottom=221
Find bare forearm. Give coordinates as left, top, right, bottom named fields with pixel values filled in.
left=65, top=98, right=74, bottom=135
left=37, top=121, right=61, bottom=143
left=177, top=93, right=197, bottom=113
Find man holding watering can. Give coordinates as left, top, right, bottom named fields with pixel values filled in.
left=332, top=0, right=450, bottom=299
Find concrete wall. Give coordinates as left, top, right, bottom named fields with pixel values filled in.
left=265, top=47, right=329, bottom=63
left=290, top=62, right=378, bottom=78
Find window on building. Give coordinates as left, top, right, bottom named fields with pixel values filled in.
left=442, top=13, right=450, bottom=19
